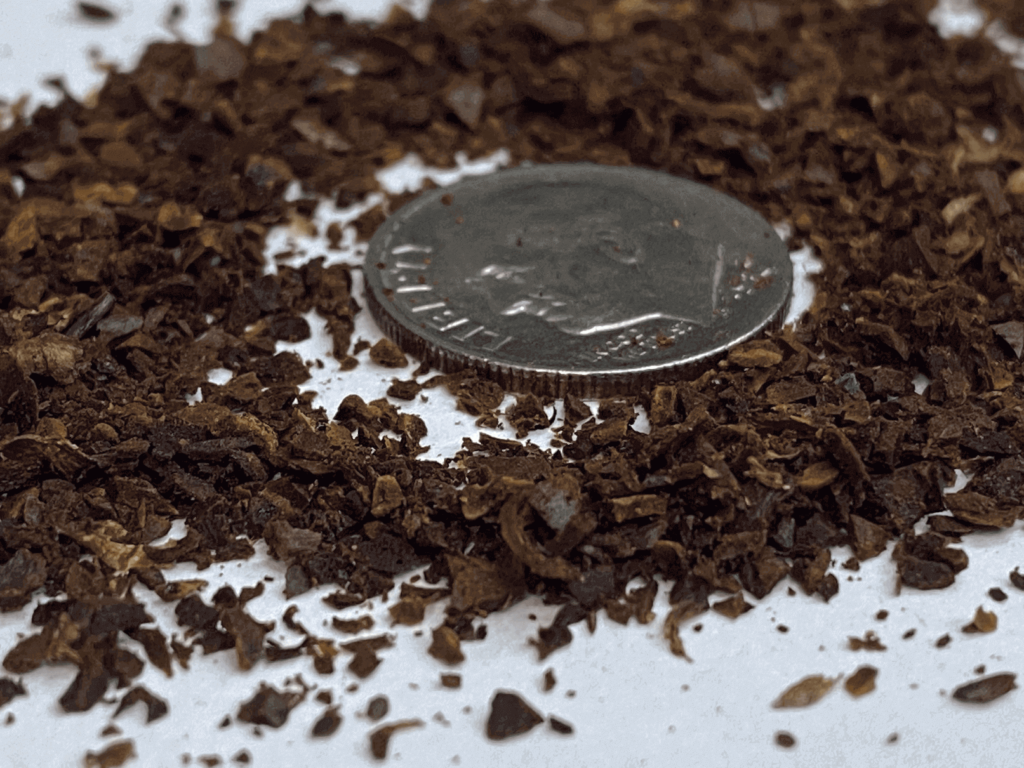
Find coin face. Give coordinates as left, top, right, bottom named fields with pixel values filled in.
left=364, top=162, right=793, bottom=397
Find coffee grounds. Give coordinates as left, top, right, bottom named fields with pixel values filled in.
left=0, top=0, right=1022, bottom=740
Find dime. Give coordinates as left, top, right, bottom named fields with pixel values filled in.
left=364, top=163, right=793, bottom=397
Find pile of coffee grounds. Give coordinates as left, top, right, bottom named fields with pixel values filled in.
left=1, top=0, right=1023, bottom=735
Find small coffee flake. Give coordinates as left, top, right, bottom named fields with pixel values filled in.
left=427, top=625, right=465, bottom=665
left=772, top=675, right=839, bottom=709
left=369, top=720, right=424, bottom=760
left=962, top=607, right=997, bottom=634
left=952, top=673, right=1017, bottom=704
left=774, top=732, right=796, bottom=748
left=848, top=630, right=887, bottom=651
left=311, top=706, right=342, bottom=737
left=440, top=673, right=461, bottom=689
left=844, top=666, right=878, bottom=697
left=548, top=716, right=574, bottom=735
left=486, top=691, right=544, bottom=740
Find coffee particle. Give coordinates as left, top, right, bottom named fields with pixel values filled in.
left=486, top=691, right=543, bottom=741
left=844, top=666, right=878, bottom=697
left=311, top=707, right=342, bottom=738
left=366, top=695, right=389, bottom=721
left=369, top=720, right=423, bottom=760
left=549, top=716, right=573, bottom=735
left=774, top=732, right=796, bottom=748
left=952, top=674, right=1017, bottom=704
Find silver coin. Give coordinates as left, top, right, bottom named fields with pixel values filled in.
left=364, top=162, right=792, bottom=397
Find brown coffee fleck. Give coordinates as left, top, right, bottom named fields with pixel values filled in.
left=962, top=607, right=998, bottom=634
left=774, top=732, right=796, bottom=748
left=844, top=666, right=878, bottom=698
left=952, top=673, right=1017, bottom=704
left=486, top=691, right=543, bottom=741
left=772, top=676, right=838, bottom=709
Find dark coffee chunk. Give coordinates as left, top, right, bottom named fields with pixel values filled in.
left=0, top=678, right=26, bottom=709
left=428, top=626, right=465, bottom=665
left=775, top=732, right=796, bottom=748
left=311, top=707, right=342, bottom=737
left=485, top=691, right=543, bottom=741
left=543, top=668, right=556, bottom=692
left=236, top=684, right=303, bottom=728
left=368, top=720, right=423, bottom=760
left=548, top=716, right=573, bottom=735
left=83, top=741, right=136, bottom=767
left=78, top=2, right=116, bottom=21
left=113, top=686, right=169, bottom=723
left=366, top=695, right=389, bottom=721
left=440, top=674, right=461, bottom=689
left=951, top=674, right=1017, bottom=704
left=844, top=666, right=878, bottom=698
left=1011, top=569, right=1024, bottom=591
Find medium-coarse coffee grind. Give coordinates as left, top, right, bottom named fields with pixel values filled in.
left=1, top=0, right=1024, bottom=761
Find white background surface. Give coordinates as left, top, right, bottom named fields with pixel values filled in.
left=2, top=1, right=1024, bottom=767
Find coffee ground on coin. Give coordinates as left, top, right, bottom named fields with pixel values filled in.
left=1, top=0, right=1023, bottom=752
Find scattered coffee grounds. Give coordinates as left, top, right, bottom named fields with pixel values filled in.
left=368, top=719, right=424, bottom=760
left=848, top=631, right=886, bottom=651
left=366, top=694, right=390, bottom=721
left=844, top=666, right=878, bottom=697
left=232, top=750, right=251, bottom=764
left=962, top=607, right=998, bottom=633
left=903, top=629, right=917, bottom=640
left=886, top=733, right=899, bottom=745
left=310, top=706, right=342, bottom=738
left=198, top=757, right=222, bottom=768
left=951, top=673, right=1018, bottom=704
left=988, top=587, right=1008, bottom=602
left=3, top=0, right=1024, bottom=756
left=486, top=691, right=544, bottom=741
left=548, top=715, right=574, bottom=735
left=774, top=732, right=796, bottom=749
left=84, top=740, right=136, bottom=768
left=875, top=610, right=889, bottom=621
left=936, top=634, right=952, bottom=649
left=772, top=675, right=838, bottom=709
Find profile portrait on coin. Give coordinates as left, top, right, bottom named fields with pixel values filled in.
left=458, top=205, right=726, bottom=336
